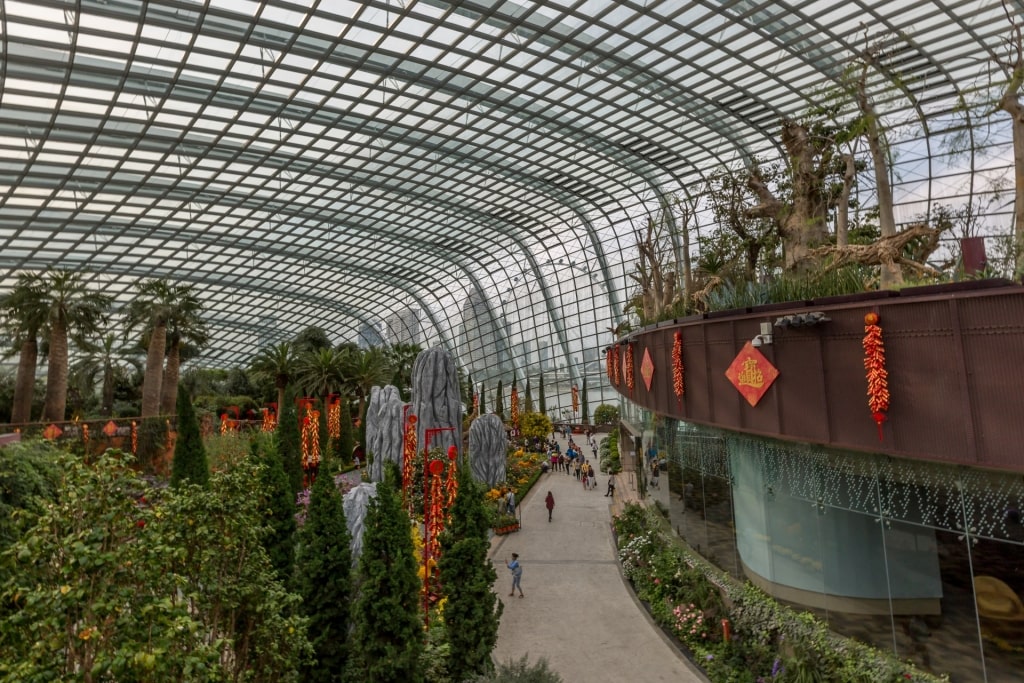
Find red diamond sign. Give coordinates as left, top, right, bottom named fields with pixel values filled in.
left=640, top=347, right=655, bottom=391
left=724, top=341, right=779, bottom=407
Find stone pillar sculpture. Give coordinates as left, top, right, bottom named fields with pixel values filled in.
left=469, top=413, right=507, bottom=487
left=366, top=384, right=405, bottom=482
left=343, top=481, right=378, bottom=564
left=411, top=347, right=462, bottom=459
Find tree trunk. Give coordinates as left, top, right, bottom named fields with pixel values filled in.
left=140, top=322, right=166, bottom=418
left=836, top=152, right=857, bottom=247
left=11, top=338, right=38, bottom=425
left=276, top=378, right=287, bottom=419
left=160, top=343, right=181, bottom=415
left=41, top=317, right=69, bottom=423
left=856, top=62, right=902, bottom=287
left=101, top=365, right=115, bottom=417
left=780, top=120, right=830, bottom=271
left=1001, top=91, right=1024, bottom=275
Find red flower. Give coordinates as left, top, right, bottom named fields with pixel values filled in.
left=135, top=519, right=146, bottom=528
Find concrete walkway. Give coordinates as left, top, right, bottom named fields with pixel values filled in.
left=488, top=434, right=708, bottom=683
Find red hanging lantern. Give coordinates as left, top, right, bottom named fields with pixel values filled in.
left=672, top=331, right=684, bottom=408
left=863, top=312, right=890, bottom=441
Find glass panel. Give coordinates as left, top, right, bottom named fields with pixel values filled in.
left=973, top=534, right=1024, bottom=679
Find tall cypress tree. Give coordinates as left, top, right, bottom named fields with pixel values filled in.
left=351, top=480, right=423, bottom=682
left=277, top=386, right=303, bottom=495
left=439, top=466, right=502, bottom=680
left=170, top=384, right=209, bottom=489
left=479, top=381, right=486, bottom=414
left=253, top=436, right=295, bottom=582
left=581, top=377, right=590, bottom=426
left=296, top=454, right=352, bottom=682
left=495, top=379, right=504, bottom=419
left=524, top=377, right=534, bottom=413
left=538, top=372, right=546, bottom=416
left=333, top=399, right=354, bottom=467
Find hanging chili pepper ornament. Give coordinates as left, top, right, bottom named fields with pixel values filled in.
left=672, top=331, right=684, bottom=409
left=862, top=312, right=890, bottom=441
left=625, top=344, right=635, bottom=394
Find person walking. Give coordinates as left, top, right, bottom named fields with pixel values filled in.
left=507, top=553, right=524, bottom=597
left=545, top=491, right=555, bottom=522
left=588, top=463, right=597, bottom=489
left=605, top=474, right=616, bottom=497
left=581, top=466, right=589, bottom=490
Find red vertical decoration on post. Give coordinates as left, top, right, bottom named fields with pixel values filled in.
left=402, top=414, right=417, bottom=511
left=625, top=344, right=635, bottom=394
left=862, top=312, right=890, bottom=441
left=672, top=331, right=684, bottom=409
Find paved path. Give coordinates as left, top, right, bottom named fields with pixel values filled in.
left=488, top=433, right=708, bottom=683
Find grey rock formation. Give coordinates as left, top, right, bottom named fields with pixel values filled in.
left=366, top=385, right=405, bottom=482
left=343, top=482, right=378, bottom=564
left=469, top=413, right=507, bottom=487
left=411, top=347, right=462, bottom=459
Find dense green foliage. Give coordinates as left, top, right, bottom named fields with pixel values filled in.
left=0, top=449, right=309, bottom=682
left=495, top=379, right=504, bottom=419
left=537, top=373, right=545, bottom=416
left=170, top=384, right=209, bottom=489
left=592, top=403, right=620, bottom=426
left=351, top=479, right=424, bottom=682
left=296, top=465, right=353, bottom=682
left=253, top=435, right=297, bottom=581
left=0, top=440, right=62, bottom=550
left=277, top=386, right=304, bottom=495
left=439, top=466, right=502, bottom=681
left=580, top=377, right=589, bottom=425
left=334, top=399, right=355, bottom=467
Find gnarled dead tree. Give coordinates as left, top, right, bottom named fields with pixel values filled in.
left=793, top=224, right=943, bottom=279
left=746, top=119, right=833, bottom=273
left=626, top=213, right=678, bottom=324
left=993, top=1, right=1024, bottom=274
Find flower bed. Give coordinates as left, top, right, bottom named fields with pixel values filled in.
left=613, top=503, right=948, bottom=683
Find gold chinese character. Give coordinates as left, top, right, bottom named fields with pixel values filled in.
left=737, top=358, right=764, bottom=388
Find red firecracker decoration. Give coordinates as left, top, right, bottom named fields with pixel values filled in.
left=611, top=348, right=620, bottom=387
left=131, top=421, right=138, bottom=455
left=863, top=312, right=890, bottom=441
left=445, top=446, right=459, bottom=517
left=625, top=344, right=635, bottom=394
left=510, top=386, right=520, bottom=427
left=402, top=415, right=418, bottom=510
left=300, top=407, right=321, bottom=469
left=261, top=409, right=276, bottom=432
left=571, top=384, right=579, bottom=413
left=328, top=398, right=341, bottom=438
left=672, top=331, right=684, bottom=408
left=606, top=348, right=614, bottom=382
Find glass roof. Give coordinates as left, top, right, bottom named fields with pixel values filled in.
left=0, top=0, right=1019, bottom=405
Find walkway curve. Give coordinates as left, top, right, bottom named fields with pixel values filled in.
left=488, top=434, right=708, bottom=683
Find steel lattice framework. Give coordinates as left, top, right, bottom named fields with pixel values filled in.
left=1, top=0, right=1021, bottom=405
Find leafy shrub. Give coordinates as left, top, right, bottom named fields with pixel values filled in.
left=518, top=411, right=552, bottom=441
left=0, top=439, right=62, bottom=549
left=471, top=655, right=562, bottom=682
left=593, top=403, right=620, bottom=425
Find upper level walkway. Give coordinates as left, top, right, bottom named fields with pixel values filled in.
left=488, top=432, right=708, bottom=683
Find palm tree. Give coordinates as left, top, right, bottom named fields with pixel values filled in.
left=71, top=331, right=143, bottom=417
left=343, top=347, right=393, bottom=421
left=0, top=273, right=48, bottom=424
left=384, top=343, right=421, bottom=399
left=158, top=284, right=208, bottom=415
left=295, top=347, right=347, bottom=398
left=250, top=342, right=298, bottom=412
left=36, top=269, right=112, bottom=422
left=125, top=279, right=176, bottom=418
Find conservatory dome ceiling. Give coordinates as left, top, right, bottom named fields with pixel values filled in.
left=0, top=0, right=1019, bottom=366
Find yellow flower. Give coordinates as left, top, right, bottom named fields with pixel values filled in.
left=78, top=627, right=95, bottom=641
left=59, top=585, right=70, bottom=595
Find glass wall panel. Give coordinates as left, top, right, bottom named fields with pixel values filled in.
left=652, top=418, right=1024, bottom=681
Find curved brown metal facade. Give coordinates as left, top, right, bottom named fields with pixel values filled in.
left=609, top=281, right=1024, bottom=472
